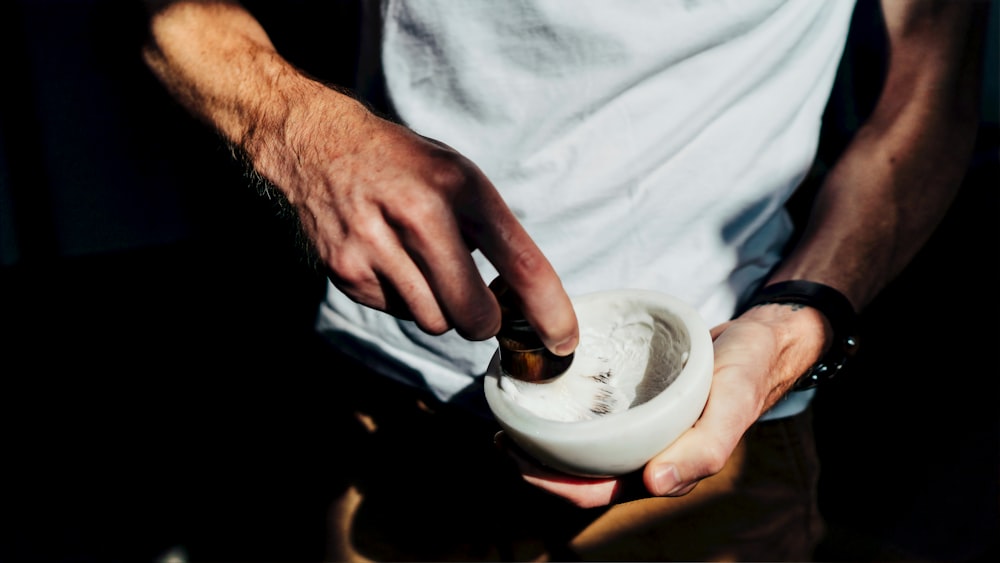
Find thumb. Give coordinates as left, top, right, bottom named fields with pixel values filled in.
left=642, top=407, right=746, bottom=497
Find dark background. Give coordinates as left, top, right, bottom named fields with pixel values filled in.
left=1, top=1, right=997, bottom=561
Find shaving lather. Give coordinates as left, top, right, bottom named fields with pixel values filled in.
left=488, top=276, right=574, bottom=382
left=488, top=276, right=626, bottom=422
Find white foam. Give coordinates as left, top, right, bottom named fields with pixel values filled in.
left=499, top=309, right=688, bottom=422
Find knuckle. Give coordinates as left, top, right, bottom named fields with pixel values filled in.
left=698, top=443, right=730, bottom=477
left=350, top=212, right=389, bottom=243
left=506, top=247, right=548, bottom=283
left=327, top=249, right=372, bottom=288
left=427, top=153, right=474, bottom=194
left=391, top=193, right=444, bottom=231
left=452, top=302, right=502, bottom=341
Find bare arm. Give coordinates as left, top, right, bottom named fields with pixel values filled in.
left=515, top=0, right=989, bottom=506
left=647, top=0, right=989, bottom=500
left=770, top=0, right=987, bottom=309
left=141, top=1, right=579, bottom=352
left=716, top=0, right=992, bottom=420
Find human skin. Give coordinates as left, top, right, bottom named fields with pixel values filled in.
left=141, top=0, right=579, bottom=356
left=509, top=0, right=989, bottom=507
left=141, top=0, right=988, bottom=507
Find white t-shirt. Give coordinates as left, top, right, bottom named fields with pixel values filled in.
left=318, top=0, right=857, bottom=419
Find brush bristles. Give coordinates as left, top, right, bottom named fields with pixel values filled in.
left=587, top=371, right=618, bottom=415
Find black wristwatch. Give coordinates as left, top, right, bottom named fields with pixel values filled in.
left=739, top=280, right=861, bottom=390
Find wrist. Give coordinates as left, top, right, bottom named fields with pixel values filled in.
left=244, top=77, right=364, bottom=196
left=739, top=280, right=861, bottom=390
left=739, top=300, right=830, bottom=390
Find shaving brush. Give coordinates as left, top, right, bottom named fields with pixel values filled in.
left=488, top=277, right=574, bottom=382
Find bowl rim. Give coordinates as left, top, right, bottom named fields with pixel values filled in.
left=483, top=288, right=714, bottom=443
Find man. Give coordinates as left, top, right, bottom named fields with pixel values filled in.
left=142, top=0, right=988, bottom=559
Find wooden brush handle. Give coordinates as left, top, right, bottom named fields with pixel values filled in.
left=489, top=276, right=574, bottom=382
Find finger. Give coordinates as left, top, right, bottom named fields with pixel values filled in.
left=363, top=212, right=448, bottom=331
left=326, top=211, right=451, bottom=333
left=330, top=248, right=448, bottom=332
left=386, top=196, right=501, bottom=341
left=462, top=186, right=578, bottom=356
left=374, top=262, right=450, bottom=335
left=642, top=369, right=754, bottom=497
left=495, top=431, right=621, bottom=508
left=641, top=426, right=724, bottom=497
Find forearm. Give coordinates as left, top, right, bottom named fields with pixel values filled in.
left=768, top=0, right=986, bottom=311
left=142, top=1, right=577, bottom=344
left=740, top=1, right=986, bottom=399
left=141, top=1, right=366, bottom=189
left=771, top=92, right=981, bottom=311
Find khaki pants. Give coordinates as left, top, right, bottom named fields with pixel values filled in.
left=322, top=348, right=824, bottom=562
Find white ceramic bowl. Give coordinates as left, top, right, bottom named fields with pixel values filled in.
left=483, top=289, right=713, bottom=477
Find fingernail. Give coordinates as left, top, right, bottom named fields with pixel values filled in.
left=553, top=337, right=578, bottom=357
left=652, top=464, right=681, bottom=496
